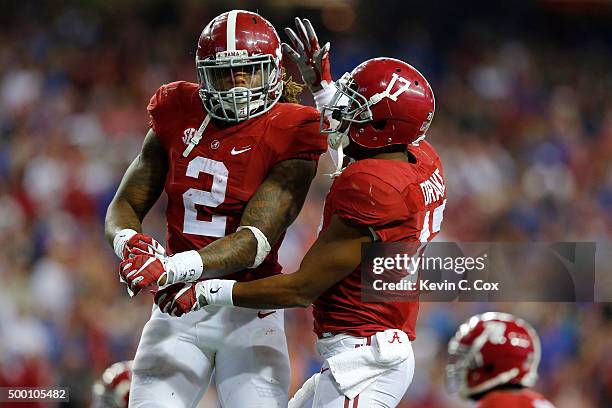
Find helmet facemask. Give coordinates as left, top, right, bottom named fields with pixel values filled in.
left=320, top=73, right=372, bottom=176
left=446, top=339, right=474, bottom=397
left=321, top=72, right=375, bottom=141
left=197, top=50, right=282, bottom=122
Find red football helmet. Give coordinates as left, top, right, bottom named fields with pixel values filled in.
left=196, top=10, right=283, bottom=122
left=322, top=57, right=435, bottom=153
left=446, top=313, right=541, bottom=399
left=91, top=361, right=132, bottom=408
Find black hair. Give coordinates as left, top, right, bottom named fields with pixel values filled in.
left=345, top=142, right=416, bottom=163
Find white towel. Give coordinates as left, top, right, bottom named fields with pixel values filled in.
left=327, top=329, right=412, bottom=399
left=288, top=372, right=320, bottom=408
left=374, top=329, right=411, bottom=363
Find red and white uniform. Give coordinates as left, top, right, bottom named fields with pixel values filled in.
left=314, top=141, right=445, bottom=340
left=310, top=142, right=445, bottom=408
left=477, top=389, right=556, bottom=408
left=130, top=81, right=326, bottom=408
left=149, top=80, right=325, bottom=281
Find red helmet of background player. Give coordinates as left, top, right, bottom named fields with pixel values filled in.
left=322, top=57, right=435, bottom=153
left=446, top=312, right=541, bottom=399
left=91, top=361, right=132, bottom=408
left=196, top=10, right=283, bottom=122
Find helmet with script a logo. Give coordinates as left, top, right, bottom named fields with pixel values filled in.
left=196, top=10, right=283, bottom=122
left=446, top=312, right=541, bottom=399
left=91, top=361, right=133, bottom=408
left=321, top=57, right=435, bottom=152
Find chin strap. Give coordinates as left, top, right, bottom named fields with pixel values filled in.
left=183, top=114, right=210, bottom=157
left=327, top=142, right=345, bottom=178
left=412, top=134, right=427, bottom=146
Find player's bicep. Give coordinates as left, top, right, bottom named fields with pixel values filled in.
left=240, top=158, right=316, bottom=244
left=113, top=129, right=168, bottom=220
left=292, top=215, right=372, bottom=302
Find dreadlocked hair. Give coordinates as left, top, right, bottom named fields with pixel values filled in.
left=280, top=68, right=305, bottom=104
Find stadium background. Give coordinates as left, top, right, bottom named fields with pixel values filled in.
left=0, top=0, right=610, bottom=406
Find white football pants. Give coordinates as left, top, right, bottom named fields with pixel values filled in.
left=129, top=305, right=290, bottom=408
left=311, top=334, right=414, bottom=408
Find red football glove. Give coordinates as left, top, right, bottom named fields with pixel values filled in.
left=119, top=255, right=169, bottom=297
left=113, top=229, right=165, bottom=260
left=154, top=282, right=204, bottom=317
left=124, top=233, right=165, bottom=259
left=283, top=17, right=332, bottom=92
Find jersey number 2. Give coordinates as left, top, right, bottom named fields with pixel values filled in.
left=183, top=157, right=228, bottom=237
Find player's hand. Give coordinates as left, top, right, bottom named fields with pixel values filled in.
left=114, top=229, right=166, bottom=260
left=283, top=17, right=331, bottom=92
left=119, top=255, right=170, bottom=297
left=154, top=282, right=208, bottom=317
left=125, top=233, right=166, bottom=258
left=119, top=250, right=203, bottom=297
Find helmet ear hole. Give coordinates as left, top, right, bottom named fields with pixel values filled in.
left=371, top=120, right=387, bottom=131
left=483, top=363, right=496, bottom=373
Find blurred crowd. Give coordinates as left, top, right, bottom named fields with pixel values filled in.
left=0, top=1, right=610, bottom=407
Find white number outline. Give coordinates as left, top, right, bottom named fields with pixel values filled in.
left=182, top=157, right=229, bottom=237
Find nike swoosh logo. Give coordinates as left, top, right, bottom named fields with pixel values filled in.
left=257, top=311, right=276, bottom=319
left=231, top=146, right=252, bottom=155
left=210, top=288, right=220, bottom=294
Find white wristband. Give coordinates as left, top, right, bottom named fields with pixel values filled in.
left=237, top=226, right=271, bottom=268
left=113, top=229, right=137, bottom=260
left=197, top=279, right=236, bottom=306
left=166, top=250, right=204, bottom=283
left=313, top=81, right=337, bottom=112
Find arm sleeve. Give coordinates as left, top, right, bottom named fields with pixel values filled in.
left=268, top=105, right=328, bottom=163
left=331, top=172, right=409, bottom=227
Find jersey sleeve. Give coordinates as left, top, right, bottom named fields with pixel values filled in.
left=147, top=82, right=183, bottom=149
left=331, top=171, right=408, bottom=227
left=267, top=105, right=328, bottom=163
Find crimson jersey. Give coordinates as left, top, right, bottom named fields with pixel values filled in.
left=313, top=141, right=446, bottom=339
left=477, top=389, right=556, bottom=408
left=148, top=81, right=327, bottom=281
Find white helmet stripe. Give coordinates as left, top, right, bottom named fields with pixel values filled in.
left=226, top=10, right=238, bottom=51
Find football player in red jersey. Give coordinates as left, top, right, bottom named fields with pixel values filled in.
left=447, top=313, right=556, bottom=408
left=104, top=10, right=328, bottom=408
left=91, top=361, right=132, bottom=408
left=155, top=54, right=444, bottom=407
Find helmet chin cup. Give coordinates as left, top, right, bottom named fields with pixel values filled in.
left=230, top=87, right=249, bottom=104
left=217, top=86, right=265, bottom=120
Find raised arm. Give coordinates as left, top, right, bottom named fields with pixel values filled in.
left=283, top=17, right=339, bottom=113
left=105, top=129, right=168, bottom=259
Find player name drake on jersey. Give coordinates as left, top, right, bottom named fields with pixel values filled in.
left=313, top=141, right=446, bottom=340
left=148, top=81, right=327, bottom=281
left=420, top=168, right=445, bottom=206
